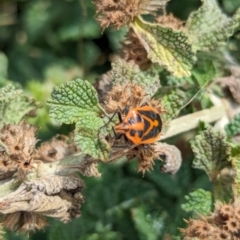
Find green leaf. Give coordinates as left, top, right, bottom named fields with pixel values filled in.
left=191, top=59, right=216, bottom=86
left=131, top=17, right=196, bottom=78
left=155, top=88, right=186, bottom=121
left=0, top=84, right=40, bottom=128
left=74, top=116, right=110, bottom=161
left=190, top=127, right=231, bottom=181
left=48, top=79, right=110, bottom=161
left=181, top=189, right=212, bottom=215
left=105, top=59, right=160, bottom=96
left=48, top=79, right=103, bottom=124
left=225, top=113, right=240, bottom=138
left=186, top=0, right=240, bottom=51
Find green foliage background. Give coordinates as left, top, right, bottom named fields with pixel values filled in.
left=1, top=0, right=240, bottom=239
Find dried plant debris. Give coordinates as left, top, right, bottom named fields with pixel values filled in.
left=156, top=13, right=185, bottom=30
left=121, top=29, right=151, bottom=70
left=34, top=136, right=78, bottom=162
left=182, top=198, right=240, bottom=240
left=216, top=66, right=240, bottom=104
left=94, top=0, right=169, bottom=29
left=0, top=122, right=78, bottom=181
left=104, top=84, right=146, bottom=113
left=0, top=122, right=37, bottom=179
left=0, top=176, right=85, bottom=232
left=113, top=142, right=181, bottom=175
left=154, top=142, right=182, bottom=174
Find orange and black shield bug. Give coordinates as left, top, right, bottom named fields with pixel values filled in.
left=114, top=102, right=162, bottom=145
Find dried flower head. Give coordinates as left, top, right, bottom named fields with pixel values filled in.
left=121, top=29, right=151, bottom=70
left=183, top=199, right=240, bottom=239
left=0, top=122, right=37, bottom=179
left=181, top=218, right=217, bottom=239
left=94, top=0, right=170, bottom=29
left=104, top=83, right=147, bottom=113
left=34, top=136, right=77, bottom=162
left=156, top=13, right=185, bottom=31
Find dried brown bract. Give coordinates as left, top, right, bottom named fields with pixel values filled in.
left=94, top=0, right=169, bottom=30
left=121, top=29, right=151, bottom=70
left=156, top=13, right=185, bottom=31
left=216, top=66, right=240, bottom=104
left=0, top=176, right=85, bottom=233
left=104, top=83, right=147, bottom=113
left=154, top=142, right=182, bottom=174
left=0, top=122, right=37, bottom=179
left=34, top=136, right=77, bottom=162
left=182, top=198, right=240, bottom=239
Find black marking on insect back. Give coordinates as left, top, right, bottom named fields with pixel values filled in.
left=137, top=130, right=143, bottom=138
left=128, top=117, right=135, bottom=125
left=130, top=129, right=136, bottom=137
left=157, top=114, right=162, bottom=131
left=143, top=118, right=150, bottom=132
left=135, top=113, right=142, bottom=123
left=141, top=127, right=159, bottom=141
left=138, top=110, right=157, bottom=120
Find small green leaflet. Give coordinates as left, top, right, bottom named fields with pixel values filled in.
left=0, top=84, right=40, bottom=128
left=190, top=128, right=231, bottom=181
left=225, top=113, right=240, bottom=138
left=186, top=0, right=240, bottom=51
left=182, top=189, right=212, bottom=216
left=131, top=17, right=196, bottom=78
left=48, top=79, right=110, bottom=161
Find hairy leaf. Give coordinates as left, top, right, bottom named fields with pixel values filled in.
left=74, top=116, right=110, bottom=161
left=103, top=59, right=160, bottom=96
left=190, top=128, right=231, bottom=181
left=186, top=0, right=240, bottom=51
left=155, top=88, right=186, bottom=121
left=0, top=84, right=40, bottom=128
left=132, top=17, right=196, bottom=78
left=225, top=113, right=240, bottom=138
left=48, top=79, right=110, bottom=161
left=48, top=79, right=103, bottom=124
left=181, top=189, right=212, bottom=215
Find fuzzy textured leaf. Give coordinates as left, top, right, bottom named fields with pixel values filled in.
left=48, top=79, right=103, bottom=124
left=132, top=17, right=196, bottom=78
left=190, top=128, right=231, bottom=181
left=74, top=116, right=110, bottom=161
left=48, top=79, right=110, bottom=161
left=155, top=88, right=186, bottom=121
left=225, top=113, right=240, bottom=138
left=186, top=0, right=240, bottom=51
left=181, top=189, right=212, bottom=215
left=104, top=59, right=160, bottom=96
left=0, top=84, right=40, bottom=128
